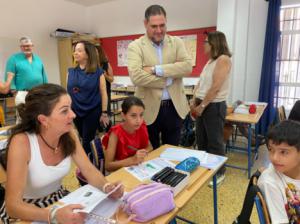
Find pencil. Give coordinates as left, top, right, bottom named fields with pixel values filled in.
left=127, top=145, right=138, bottom=151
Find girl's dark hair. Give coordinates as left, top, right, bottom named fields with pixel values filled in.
left=267, top=120, right=300, bottom=151
left=121, top=96, right=145, bottom=114
left=74, top=41, right=98, bottom=73
left=145, top=4, right=166, bottom=21
left=6, top=84, right=76, bottom=163
left=207, top=31, right=232, bottom=60
left=95, top=45, right=108, bottom=68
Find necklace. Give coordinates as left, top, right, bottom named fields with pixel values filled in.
left=39, top=134, right=59, bottom=154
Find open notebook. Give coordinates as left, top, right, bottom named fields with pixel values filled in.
left=33, top=184, right=122, bottom=224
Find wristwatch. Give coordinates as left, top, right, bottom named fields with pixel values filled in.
left=151, top=66, right=156, bottom=75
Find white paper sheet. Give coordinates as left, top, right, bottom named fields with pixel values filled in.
left=160, top=147, right=227, bottom=170
left=60, top=184, right=108, bottom=213
left=160, top=147, right=208, bottom=163
left=244, top=101, right=268, bottom=106
left=125, top=157, right=176, bottom=181
left=32, top=186, right=122, bottom=224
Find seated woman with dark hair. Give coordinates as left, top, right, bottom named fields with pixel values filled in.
left=0, top=83, right=123, bottom=224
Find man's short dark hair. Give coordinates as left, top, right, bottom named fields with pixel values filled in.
left=267, top=120, right=300, bottom=151
left=145, top=5, right=166, bottom=21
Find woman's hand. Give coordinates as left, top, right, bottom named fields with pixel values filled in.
left=189, top=99, right=199, bottom=119
left=100, top=113, right=110, bottom=127
left=103, top=181, right=124, bottom=199
left=55, top=204, right=86, bottom=224
left=194, top=105, right=205, bottom=117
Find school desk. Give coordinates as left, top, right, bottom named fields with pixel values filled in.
left=16, top=144, right=226, bottom=224
left=111, top=86, right=194, bottom=99
left=106, top=144, right=227, bottom=224
left=111, top=86, right=135, bottom=95
left=225, top=104, right=267, bottom=178
left=110, top=94, right=128, bottom=124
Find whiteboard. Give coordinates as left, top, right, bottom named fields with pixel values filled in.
left=0, top=37, right=19, bottom=81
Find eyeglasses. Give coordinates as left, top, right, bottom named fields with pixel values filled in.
left=21, top=45, right=33, bottom=48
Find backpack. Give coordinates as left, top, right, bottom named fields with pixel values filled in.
left=233, top=170, right=262, bottom=224
left=179, top=114, right=195, bottom=147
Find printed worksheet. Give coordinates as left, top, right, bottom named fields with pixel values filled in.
left=125, top=158, right=176, bottom=181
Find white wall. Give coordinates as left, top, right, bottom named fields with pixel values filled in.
left=86, top=0, right=218, bottom=85
left=0, top=0, right=88, bottom=84
left=217, top=0, right=268, bottom=103
left=87, top=0, right=217, bottom=37
left=0, top=0, right=273, bottom=102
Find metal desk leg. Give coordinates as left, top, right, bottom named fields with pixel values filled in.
left=254, top=124, right=259, bottom=159
left=247, top=125, right=252, bottom=179
left=213, top=174, right=218, bottom=224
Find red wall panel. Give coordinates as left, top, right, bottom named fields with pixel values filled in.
left=100, top=26, right=216, bottom=77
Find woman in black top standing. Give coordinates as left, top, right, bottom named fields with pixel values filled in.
left=96, top=45, right=114, bottom=119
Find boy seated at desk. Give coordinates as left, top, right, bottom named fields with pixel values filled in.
left=102, top=96, right=152, bottom=172
left=258, top=120, right=300, bottom=224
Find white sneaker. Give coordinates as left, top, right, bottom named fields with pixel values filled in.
left=208, top=174, right=225, bottom=188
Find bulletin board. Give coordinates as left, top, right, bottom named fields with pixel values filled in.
left=100, top=26, right=216, bottom=77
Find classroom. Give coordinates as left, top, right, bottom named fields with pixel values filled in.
left=0, top=0, right=299, bottom=223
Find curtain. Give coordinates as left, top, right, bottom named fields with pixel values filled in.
left=258, top=0, right=281, bottom=135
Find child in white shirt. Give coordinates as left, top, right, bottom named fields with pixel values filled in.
left=258, top=120, right=300, bottom=224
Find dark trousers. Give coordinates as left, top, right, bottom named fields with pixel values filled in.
left=147, top=100, right=183, bottom=149
left=74, top=107, right=101, bottom=156
left=195, top=100, right=227, bottom=174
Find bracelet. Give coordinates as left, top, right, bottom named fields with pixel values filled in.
left=48, top=205, right=59, bottom=224
left=47, top=208, right=51, bottom=224
left=102, top=182, right=112, bottom=193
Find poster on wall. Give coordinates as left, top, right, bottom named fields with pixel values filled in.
left=117, top=40, right=133, bottom=66
left=178, top=34, right=197, bottom=66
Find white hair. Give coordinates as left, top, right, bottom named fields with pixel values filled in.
left=19, top=37, right=33, bottom=45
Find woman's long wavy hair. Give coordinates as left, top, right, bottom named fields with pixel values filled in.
left=207, top=31, right=232, bottom=60
left=5, top=84, right=76, bottom=167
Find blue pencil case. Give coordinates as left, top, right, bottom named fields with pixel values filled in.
left=175, top=157, right=200, bottom=173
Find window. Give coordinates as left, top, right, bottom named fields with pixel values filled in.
left=276, top=6, right=300, bottom=110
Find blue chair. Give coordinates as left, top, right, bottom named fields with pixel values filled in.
left=76, top=136, right=106, bottom=186
left=233, top=169, right=270, bottom=224
left=254, top=189, right=271, bottom=224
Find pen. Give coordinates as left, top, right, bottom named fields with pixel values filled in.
left=164, top=172, right=178, bottom=185
left=127, top=145, right=139, bottom=151
left=152, top=167, right=172, bottom=181
left=160, top=169, right=175, bottom=183
left=170, top=173, right=187, bottom=187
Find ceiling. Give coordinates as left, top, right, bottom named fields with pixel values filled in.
left=64, top=0, right=115, bottom=6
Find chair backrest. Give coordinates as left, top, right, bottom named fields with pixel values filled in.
left=233, top=170, right=271, bottom=224
left=76, top=136, right=106, bottom=186
left=90, top=136, right=105, bottom=175
left=277, top=106, right=286, bottom=122
left=255, top=191, right=271, bottom=224
left=288, top=100, right=300, bottom=122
